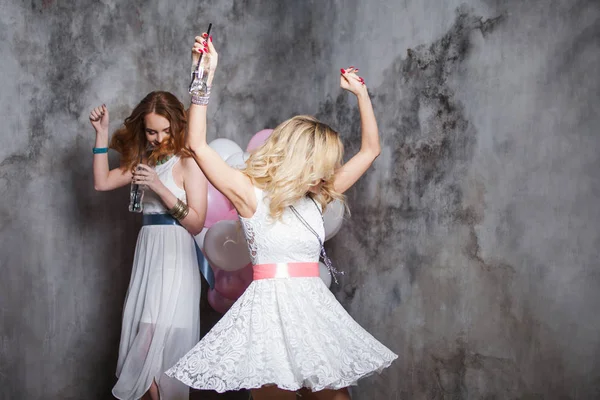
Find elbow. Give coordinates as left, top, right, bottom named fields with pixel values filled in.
left=372, top=145, right=382, bottom=159
left=189, top=223, right=204, bottom=236
left=186, top=142, right=207, bottom=157
left=365, top=145, right=381, bottom=161
left=188, top=215, right=207, bottom=236
left=190, top=228, right=203, bottom=236
left=94, top=181, right=111, bottom=191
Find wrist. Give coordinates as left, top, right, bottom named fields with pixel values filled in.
left=355, top=89, right=370, bottom=101
left=154, top=181, right=169, bottom=197
left=191, top=89, right=211, bottom=106
left=95, top=129, right=109, bottom=138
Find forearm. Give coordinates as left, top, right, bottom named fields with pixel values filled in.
left=187, top=104, right=209, bottom=152
left=154, top=184, right=205, bottom=235
left=356, top=92, right=381, bottom=156
left=93, top=131, right=111, bottom=191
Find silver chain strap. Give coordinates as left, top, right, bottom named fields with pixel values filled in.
left=289, top=197, right=344, bottom=284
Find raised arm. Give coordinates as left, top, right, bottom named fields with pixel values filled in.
left=333, top=67, right=381, bottom=194
left=187, top=34, right=256, bottom=217
left=89, top=105, right=132, bottom=191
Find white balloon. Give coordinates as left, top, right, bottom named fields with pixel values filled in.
left=203, top=220, right=251, bottom=271
left=323, top=200, right=344, bottom=241
left=194, top=227, right=209, bottom=250
left=319, top=262, right=332, bottom=288
left=209, top=138, right=243, bottom=161
left=226, top=151, right=250, bottom=169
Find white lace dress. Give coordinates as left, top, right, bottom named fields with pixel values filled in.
left=166, top=187, right=396, bottom=393
left=113, top=156, right=201, bottom=400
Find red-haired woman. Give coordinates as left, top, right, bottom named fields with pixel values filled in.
left=89, top=91, right=209, bottom=400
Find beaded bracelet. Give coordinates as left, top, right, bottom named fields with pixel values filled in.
left=190, top=86, right=211, bottom=106
left=191, top=94, right=210, bottom=106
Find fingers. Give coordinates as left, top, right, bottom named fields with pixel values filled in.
left=206, top=34, right=216, bottom=55
left=193, top=36, right=207, bottom=54
left=132, top=176, right=149, bottom=184
left=192, top=33, right=216, bottom=56
left=132, top=166, right=154, bottom=184
left=89, top=104, right=106, bottom=121
left=340, top=66, right=365, bottom=86
left=192, top=41, right=203, bottom=55
left=135, top=164, right=153, bottom=173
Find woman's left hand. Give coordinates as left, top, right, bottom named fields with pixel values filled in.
left=340, top=66, right=367, bottom=97
left=133, top=164, right=164, bottom=192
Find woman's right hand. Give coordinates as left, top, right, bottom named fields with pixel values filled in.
left=191, top=33, right=218, bottom=85
left=89, top=104, right=109, bottom=135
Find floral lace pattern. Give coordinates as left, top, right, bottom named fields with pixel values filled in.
left=166, top=278, right=397, bottom=392
left=166, top=187, right=397, bottom=392
left=239, top=187, right=323, bottom=265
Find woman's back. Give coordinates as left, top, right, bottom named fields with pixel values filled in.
left=239, top=187, right=323, bottom=265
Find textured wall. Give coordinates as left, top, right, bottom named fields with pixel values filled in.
left=320, top=0, right=600, bottom=399
left=1, top=0, right=599, bottom=399
left=0, top=1, right=329, bottom=399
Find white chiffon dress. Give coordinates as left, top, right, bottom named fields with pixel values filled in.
left=112, top=156, right=201, bottom=400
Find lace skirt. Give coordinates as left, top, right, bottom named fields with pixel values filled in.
left=166, top=276, right=397, bottom=393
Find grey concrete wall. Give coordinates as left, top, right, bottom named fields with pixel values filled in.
left=320, top=0, right=600, bottom=399
left=1, top=0, right=599, bottom=399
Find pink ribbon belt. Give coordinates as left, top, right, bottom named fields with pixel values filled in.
left=253, top=262, right=319, bottom=280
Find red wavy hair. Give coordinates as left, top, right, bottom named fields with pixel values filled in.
left=110, top=91, right=190, bottom=172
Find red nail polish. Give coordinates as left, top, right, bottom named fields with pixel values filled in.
left=209, top=36, right=213, bottom=42
left=202, top=33, right=208, bottom=38
left=340, top=68, right=345, bottom=74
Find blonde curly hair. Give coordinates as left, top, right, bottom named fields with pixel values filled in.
left=243, top=115, right=346, bottom=219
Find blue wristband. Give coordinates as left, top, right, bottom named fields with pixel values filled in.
left=93, top=147, right=108, bottom=154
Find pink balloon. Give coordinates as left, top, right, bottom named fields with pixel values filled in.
left=222, top=208, right=239, bottom=221
left=246, top=129, right=273, bottom=152
left=205, top=183, right=234, bottom=228
left=238, top=263, right=254, bottom=284
left=207, top=288, right=236, bottom=314
left=214, top=264, right=252, bottom=301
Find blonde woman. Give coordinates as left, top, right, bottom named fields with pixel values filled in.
left=167, top=35, right=397, bottom=400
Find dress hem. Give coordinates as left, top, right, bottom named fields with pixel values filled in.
left=167, top=355, right=397, bottom=393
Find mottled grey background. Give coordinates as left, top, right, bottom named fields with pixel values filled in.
left=1, top=0, right=599, bottom=399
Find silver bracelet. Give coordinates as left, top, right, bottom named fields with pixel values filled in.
left=190, top=85, right=211, bottom=105
left=191, top=94, right=210, bottom=105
